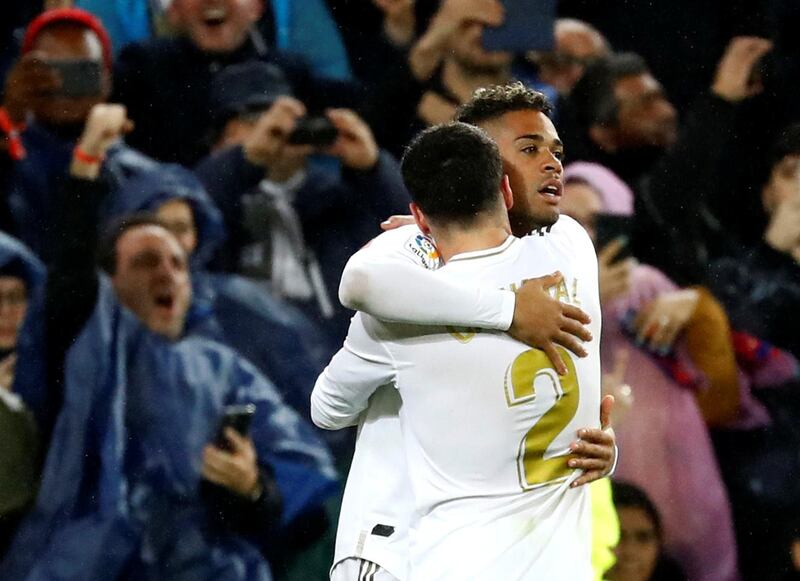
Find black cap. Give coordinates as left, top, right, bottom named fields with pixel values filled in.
left=210, top=61, right=293, bottom=123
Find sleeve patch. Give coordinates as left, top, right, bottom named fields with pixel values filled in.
left=404, top=233, right=441, bottom=270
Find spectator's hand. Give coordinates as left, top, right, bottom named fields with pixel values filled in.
left=508, top=272, right=593, bottom=375
left=202, top=427, right=261, bottom=498
left=568, top=394, right=616, bottom=487
left=324, top=109, right=379, bottom=171
left=0, top=353, right=17, bottom=391
left=765, top=189, right=800, bottom=260
left=634, top=288, right=700, bottom=353
left=373, top=0, right=416, bottom=46
left=409, top=0, right=504, bottom=80
left=71, top=104, right=133, bottom=179
left=712, top=36, right=772, bottom=102
left=598, top=238, right=634, bottom=304
left=380, top=214, right=416, bottom=230
left=2, top=52, right=61, bottom=124
left=243, top=97, right=313, bottom=180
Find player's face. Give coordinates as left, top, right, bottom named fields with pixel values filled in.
left=610, top=506, right=661, bottom=581
left=481, top=110, right=564, bottom=235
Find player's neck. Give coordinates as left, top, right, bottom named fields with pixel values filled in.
left=433, top=222, right=513, bottom=264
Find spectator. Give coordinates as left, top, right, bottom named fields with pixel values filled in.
left=113, top=0, right=360, bottom=165
left=104, top=162, right=332, bottom=426
left=196, top=61, right=410, bottom=346
left=0, top=233, right=44, bottom=559
left=75, top=0, right=154, bottom=51
left=0, top=104, right=337, bottom=580
left=521, top=18, right=610, bottom=97
left=609, top=481, right=688, bottom=581
left=708, top=124, right=800, bottom=359
left=563, top=38, right=772, bottom=283
left=561, top=162, right=740, bottom=581
left=0, top=8, right=158, bottom=262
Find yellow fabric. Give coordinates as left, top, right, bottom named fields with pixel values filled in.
left=591, top=478, right=619, bottom=581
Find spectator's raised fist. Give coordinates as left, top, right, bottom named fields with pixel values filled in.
left=324, top=109, right=379, bottom=171
left=78, top=103, right=133, bottom=158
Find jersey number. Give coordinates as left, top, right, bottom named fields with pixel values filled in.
left=503, top=347, right=579, bottom=490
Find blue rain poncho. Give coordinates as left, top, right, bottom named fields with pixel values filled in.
left=2, top=276, right=337, bottom=580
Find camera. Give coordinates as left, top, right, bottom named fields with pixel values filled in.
left=288, top=116, right=338, bottom=146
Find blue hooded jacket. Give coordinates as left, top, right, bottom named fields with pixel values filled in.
left=3, top=269, right=337, bottom=580
left=104, top=164, right=331, bottom=421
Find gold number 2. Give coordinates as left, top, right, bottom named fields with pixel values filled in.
left=503, top=347, right=579, bottom=490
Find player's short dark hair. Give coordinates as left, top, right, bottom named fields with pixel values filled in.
left=401, top=122, right=503, bottom=225
left=97, top=212, right=172, bottom=275
left=455, top=82, right=553, bottom=126
left=569, top=52, right=650, bottom=128
left=612, top=480, right=664, bottom=539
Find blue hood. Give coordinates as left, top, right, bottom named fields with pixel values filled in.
left=105, top=163, right=226, bottom=268
left=0, top=232, right=45, bottom=291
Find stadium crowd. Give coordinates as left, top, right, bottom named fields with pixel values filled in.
left=0, top=1, right=799, bottom=580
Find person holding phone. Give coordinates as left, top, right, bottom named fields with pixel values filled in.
left=0, top=8, right=159, bottom=265
left=196, top=61, right=411, bottom=347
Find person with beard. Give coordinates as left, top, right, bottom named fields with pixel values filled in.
left=0, top=8, right=159, bottom=263
left=562, top=38, right=772, bottom=284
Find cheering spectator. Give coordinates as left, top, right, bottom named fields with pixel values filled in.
left=0, top=8, right=159, bottom=262
left=0, top=103, right=337, bottom=580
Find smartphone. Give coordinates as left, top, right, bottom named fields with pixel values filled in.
left=594, top=214, right=633, bottom=263
left=46, top=59, right=103, bottom=98
left=288, top=116, right=338, bottom=146
left=482, top=0, right=556, bottom=53
left=214, top=404, right=256, bottom=451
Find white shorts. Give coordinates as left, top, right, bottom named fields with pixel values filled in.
left=330, top=558, right=400, bottom=581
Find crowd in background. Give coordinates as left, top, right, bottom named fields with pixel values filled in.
left=0, top=1, right=799, bottom=580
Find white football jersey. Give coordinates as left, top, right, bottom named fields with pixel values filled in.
left=313, top=216, right=601, bottom=580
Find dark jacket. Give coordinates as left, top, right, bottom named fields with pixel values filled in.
left=195, top=146, right=411, bottom=346
left=707, top=241, right=800, bottom=359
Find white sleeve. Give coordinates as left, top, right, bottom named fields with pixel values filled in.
left=339, top=227, right=516, bottom=331
left=310, top=313, right=397, bottom=430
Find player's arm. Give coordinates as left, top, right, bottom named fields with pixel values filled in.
left=339, top=228, right=592, bottom=375
left=310, top=313, right=396, bottom=430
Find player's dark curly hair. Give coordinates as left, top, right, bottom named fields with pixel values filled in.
left=454, top=82, right=553, bottom=126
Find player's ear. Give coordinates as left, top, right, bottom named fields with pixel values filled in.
left=410, top=202, right=431, bottom=235
left=500, top=174, right=514, bottom=211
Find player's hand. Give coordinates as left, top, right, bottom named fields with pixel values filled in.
left=508, top=272, right=592, bottom=375
left=634, top=288, right=700, bottom=353
left=568, top=395, right=616, bottom=487
left=201, top=427, right=261, bottom=498
left=598, top=238, right=634, bottom=304
left=711, top=36, right=772, bottom=102
left=380, top=215, right=416, bottom=230
left=324, top=109, right=379, bottom=171
left=3, top=52, right=61, bottom=124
